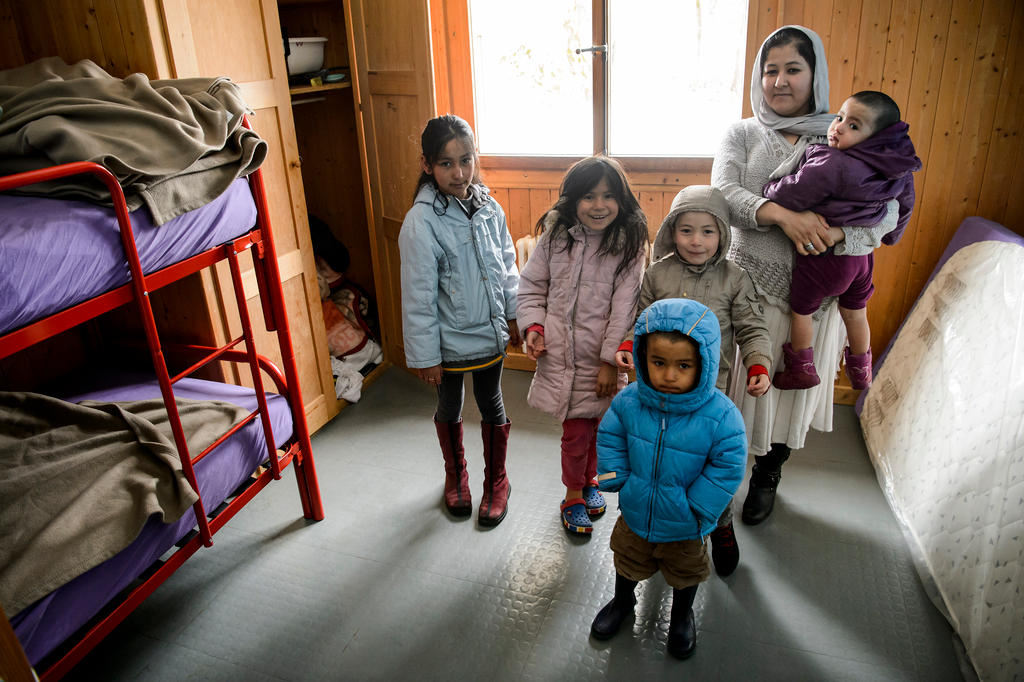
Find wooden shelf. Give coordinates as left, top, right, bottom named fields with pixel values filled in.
left=289, top=80, right=351, bottom=96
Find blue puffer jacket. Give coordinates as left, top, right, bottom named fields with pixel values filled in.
left=597, top=298, right=747, bottom=542
left=399, top=183, right=519, bottom=368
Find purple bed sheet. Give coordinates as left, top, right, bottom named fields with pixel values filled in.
left=10, top=373, right=294, bottom=666
left=855, top=216, right=1024, bottom=414
left=0, top=178, right=257, bottom=336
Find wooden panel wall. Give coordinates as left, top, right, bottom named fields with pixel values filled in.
left=478, top=0, right=1024, bottom=369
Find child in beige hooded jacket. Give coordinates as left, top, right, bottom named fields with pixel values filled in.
left=616, top=184, right=772, bottom=575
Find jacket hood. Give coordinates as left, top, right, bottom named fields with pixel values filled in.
left=633, top=298, right=721, bottom=413
left=844, top=121, right=922, bottom=179
left=651, top=185, right=731, bottom=271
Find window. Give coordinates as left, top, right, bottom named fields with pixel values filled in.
left=467, top=0, right=748, bottom=158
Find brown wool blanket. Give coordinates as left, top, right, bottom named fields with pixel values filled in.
left=0, top=392, right=249, bottom=615
left=0, top=57, right=267, bottom=224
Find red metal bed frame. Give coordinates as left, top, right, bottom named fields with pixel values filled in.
left=0, top=143, right=324, bottom=679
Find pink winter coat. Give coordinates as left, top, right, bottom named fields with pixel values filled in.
left=517, top=221, right=645, bottom=421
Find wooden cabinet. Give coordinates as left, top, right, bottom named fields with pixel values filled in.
left=276, top=0, right=437, bottom=377
left=279, top=0, right=437, bottom=372
left=152, top=0, right=342, bottom=433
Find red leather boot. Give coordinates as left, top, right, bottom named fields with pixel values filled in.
left=478, top=420, right=511, bottom=527
left=434, top=417, right=471, bottom=516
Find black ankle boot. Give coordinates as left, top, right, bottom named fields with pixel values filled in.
left=591, top=574, right=638, bottom=640
left=667, top=585, right=698, bottom=659
left=741, top=444, right=790, bottom=525
left=709, top=522, right=739, bottom=576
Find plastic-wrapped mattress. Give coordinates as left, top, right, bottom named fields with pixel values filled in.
left=859, top=217, right=1024, bottom=681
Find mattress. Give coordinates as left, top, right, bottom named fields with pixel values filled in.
left=859, top=217, right=1024, bottom=680
left=10, top=373, right=294, bottom=666
left=0, top=177, right=256, bottom=336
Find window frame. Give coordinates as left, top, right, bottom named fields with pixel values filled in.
left=431, top=0, right=744, bottom=175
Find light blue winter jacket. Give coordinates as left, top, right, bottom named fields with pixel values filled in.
left=597, top=298, right=747, bottom=542
left=399, top=184, right=519, bottom=368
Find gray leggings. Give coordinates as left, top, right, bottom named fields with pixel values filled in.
left=435, top=360, right=507, bottom=425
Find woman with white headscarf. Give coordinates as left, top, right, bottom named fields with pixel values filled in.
left=711, top=25, right=896, bottom=531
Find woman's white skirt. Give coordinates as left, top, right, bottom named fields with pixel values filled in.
left=728, top=297, right=846, bottom=455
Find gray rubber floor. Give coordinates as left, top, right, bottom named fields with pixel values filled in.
left=63, top=367, right=964, bottom=681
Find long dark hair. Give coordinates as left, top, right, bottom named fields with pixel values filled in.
left=414, top=114, right=482, bottom=207
left=535, top=155, right=647, bottom=280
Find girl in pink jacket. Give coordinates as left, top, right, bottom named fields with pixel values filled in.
left=517, top=156, right=647, bottom=535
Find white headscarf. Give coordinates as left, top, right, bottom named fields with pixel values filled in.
left=750, top=25, right=834, bottom=136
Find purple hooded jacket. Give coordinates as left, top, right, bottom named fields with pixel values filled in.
left=764, top=122, right=922, bottom=245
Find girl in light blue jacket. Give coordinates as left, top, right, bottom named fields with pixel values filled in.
left=591, top=298, right=746, bottom=659
left=398, top=115, right=520, bottom=527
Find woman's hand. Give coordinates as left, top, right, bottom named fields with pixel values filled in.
left=596, top=363, right=618, bottom=398
left=614, top=350, right=634, bottom=371
left=525, top=330, right=546, bottom=360
left=417, top=365, right=443, bottom=386
left=507, top=319, right=522, bottom=348
left=762, top=202, right=833, bottom=256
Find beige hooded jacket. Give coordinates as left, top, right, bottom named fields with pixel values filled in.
left=629, top=185, right=772, bottom=390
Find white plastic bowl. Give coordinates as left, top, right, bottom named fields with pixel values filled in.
left=287, top=37, right=327, bottom=75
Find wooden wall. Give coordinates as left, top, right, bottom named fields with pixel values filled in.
left=475, top=0, right=1024, bottom=373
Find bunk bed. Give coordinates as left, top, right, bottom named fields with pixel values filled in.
left=0, top=142, right=325, bottom=678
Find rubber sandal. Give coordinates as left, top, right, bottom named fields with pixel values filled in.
left=560, top=498, right=593, bottom=534
left=581, top=481, right=606, bottom=516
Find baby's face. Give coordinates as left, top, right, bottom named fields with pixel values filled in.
left=673, top=211, right=720, bottom=266
left=827, top=98, right=876, bottom=150
left=645, top=335, right=699, bottom=394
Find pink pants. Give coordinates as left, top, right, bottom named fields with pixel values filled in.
left=561, top=417, right=600, bottom=490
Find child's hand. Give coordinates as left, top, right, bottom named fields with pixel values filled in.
left=596, top=363, right=618, bottom=398
left=417, top=365, right=443, bottom=387
left=525, top=330, right=546, bottom=360
left=747, top=373, right=770, bottom=397
left=507, top=319, right=522, bottom=348
left=614, top=350, right=634, bottom=371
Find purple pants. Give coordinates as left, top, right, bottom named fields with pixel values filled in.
left=790, top=251, right=874, bottom=315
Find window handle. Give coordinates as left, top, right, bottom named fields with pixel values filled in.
left=575, top=45, right=607, bottom=54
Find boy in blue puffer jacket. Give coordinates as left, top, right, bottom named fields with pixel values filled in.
left=590, top=298, right=747, bottom=659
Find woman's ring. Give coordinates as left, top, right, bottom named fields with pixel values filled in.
left=804, top=242, right=816, bottom=251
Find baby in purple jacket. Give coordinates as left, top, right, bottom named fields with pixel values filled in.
left=764, top=90, right=921, bottom=391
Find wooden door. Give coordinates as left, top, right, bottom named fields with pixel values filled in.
left=153, top=0, right=340, bottom=431
left=344, top=0, right=436, bottom=367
